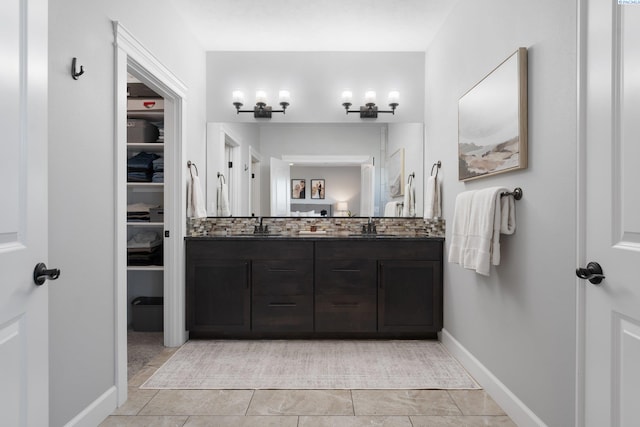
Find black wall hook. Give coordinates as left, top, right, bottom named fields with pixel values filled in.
left=71, top=57, right=85, bottom=80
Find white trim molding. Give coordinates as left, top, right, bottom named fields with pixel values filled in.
left=113, top=21, right=188, bottom=409
left=64, top=387, right=117, bottom=427
left=441, top=329, right=547, bottom=427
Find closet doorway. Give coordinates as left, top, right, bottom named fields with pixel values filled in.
left=114, top=22, right=187, bottom=407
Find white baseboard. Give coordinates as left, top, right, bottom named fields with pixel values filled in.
left=64, top=386, right=117, bottom=427
left=440, top=329, right=547, bottom=427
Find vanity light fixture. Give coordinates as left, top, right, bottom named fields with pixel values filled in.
left=232, top=90, right=290, bottom=118
left=341, top=90, right=399, bottom=118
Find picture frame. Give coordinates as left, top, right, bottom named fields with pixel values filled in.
left=291, top=179, right=306, bottom=199
left=388, top=148, right=405, bottom=197
left=458, top=47, right=528, bottom=181
left=311, top=179, right=325, bottom=199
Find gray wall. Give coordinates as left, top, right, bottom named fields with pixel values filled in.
left=291, top=165, right=361, bottom=214
left=48, top=0, right=206, bottom=424
left=425, top=0, right=577, bottom=425
left=206, top=52, right=425, bottom=123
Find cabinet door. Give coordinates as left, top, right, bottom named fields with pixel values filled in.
left=186, top=258, right=250, bottom=334
left=378, top=260, right=442, bottom=333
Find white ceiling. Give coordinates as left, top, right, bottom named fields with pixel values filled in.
left=170, top=0, right=458, bottom=52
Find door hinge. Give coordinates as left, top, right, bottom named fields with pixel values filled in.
left=228, top=161, right=233, bottom=168
left=251, top=173, right=255, bottom=179
left=165, top=230, right=170, bottom=238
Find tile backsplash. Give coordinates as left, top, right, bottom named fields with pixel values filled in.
left=187, top=217, right=445, bottom=237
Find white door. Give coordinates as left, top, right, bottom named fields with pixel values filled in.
left=270, top=157, right=291, bottom=216
left=582, top=2, right=640, bottom=426
left=360, top=161, right=375, bottom=217
left=0, top=0, right=49, bottom=424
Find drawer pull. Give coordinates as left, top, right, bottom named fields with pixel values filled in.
left=331, top=269, right=361, bottom=272
left=268, top=302, right=297, bottom=307
left=268, top=268, right=297, bottom=272
left=331, top=302, right=359, bottom=307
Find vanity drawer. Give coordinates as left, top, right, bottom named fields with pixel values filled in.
left=315, top=294, right=377, bottom=332
left=252, top=295, right=313, bottom=332
left=252, top=259, right=313, bottom=296
left=315, top=259, right=377, bottom=295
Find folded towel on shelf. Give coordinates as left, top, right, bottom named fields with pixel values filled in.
left=403, top=182, right=416, bottom=217
left=384, top=201, right=399, bottom=217
left=424, top=175, right=442, bottom=219
left=187, top=174, right=207, bottom=218
left=151, top=172, right=164, bottom=183
left=127, top=171, right=152, bottom=182
left=448, top=187, right=516, bottom=276
left=127, top=152, right=159, bottom=171
left=152, top=157, right=164, bottom=172
left=216, top=179, right=231, bottom=216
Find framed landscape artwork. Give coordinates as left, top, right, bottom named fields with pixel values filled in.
left=458, top=47, right=528, bottom=181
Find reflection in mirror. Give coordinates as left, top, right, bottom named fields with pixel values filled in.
left=206, top=123, right=423, bottom=218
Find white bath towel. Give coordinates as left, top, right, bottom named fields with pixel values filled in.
left=424, top=175, right=442, bottom=219
left=448, top=187, right=516, bottom=276
left=384, top=201, right=399, bottom=217
left=403, top=183, right=416, bottom=217
left=216, top=179, right=231, bottom=216
left=187, top=175, right=207, bottom=218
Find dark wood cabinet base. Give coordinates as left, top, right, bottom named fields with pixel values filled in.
left=186, top=237, right=443, bottom=339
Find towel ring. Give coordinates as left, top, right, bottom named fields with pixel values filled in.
left=217, top=172, right=226, bottom=184
left=430, top=161, right=441, bottom=178
left=187, top=160, right=198, bottom=177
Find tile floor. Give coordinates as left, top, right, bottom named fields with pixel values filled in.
left=102, top=342, right=517, bottom=427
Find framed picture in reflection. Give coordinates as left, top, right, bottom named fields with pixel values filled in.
left=311, top=179, right=325, bottom=199
left=291, top=179, right=306, bottom=199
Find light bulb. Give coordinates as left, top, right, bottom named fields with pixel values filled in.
left=278, top=90, right=291, bottom=104
left=341, top=90, right=353, bottom=104
left=232, top=90, right=244, bottom=104
left=364, top=91, right=376, bottom=105
left=255, top=90, right=267, bottom=105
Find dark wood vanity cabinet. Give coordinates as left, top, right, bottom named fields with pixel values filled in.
left=186, top=237, right=443, bottom=338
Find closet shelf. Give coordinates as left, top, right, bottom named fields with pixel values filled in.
left=127, top=222, right=164, bottom=227
left=127, top=182, right=164, bottom=188
left=127, top=142, right=164, bottom=151
left=128, top=265, right=164, bottom=271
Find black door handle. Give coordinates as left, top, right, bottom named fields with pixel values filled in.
left=33, top=262, right=61, bottom=286
left=576, top=262, right=605, bottom=285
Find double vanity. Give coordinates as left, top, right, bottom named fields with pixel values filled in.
left=185, top=217, right=444, bottom=339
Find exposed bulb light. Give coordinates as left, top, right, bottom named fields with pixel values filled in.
left=341, top=90, right=400, bottom=118
left=232, top=89, right=291, bottom=118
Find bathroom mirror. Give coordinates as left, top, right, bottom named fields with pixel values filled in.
left=206, top=122, right=424, bottom=218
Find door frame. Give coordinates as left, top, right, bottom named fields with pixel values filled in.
left=575, top=0, right=587, bottom=424
left=113, top=22, right=188, bottom=406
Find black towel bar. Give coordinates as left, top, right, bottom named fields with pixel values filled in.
left=501, top=187, right=523, bottom=200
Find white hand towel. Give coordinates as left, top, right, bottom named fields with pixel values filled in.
left=448, top=187, right=516, bottom=276
left=217, top=180, right=231, bottom=216
left=424, top=176, right=442, bottom=219
left=403, top=183, right=416, bottom=217
left=188, top=175, right=207, bottom=218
